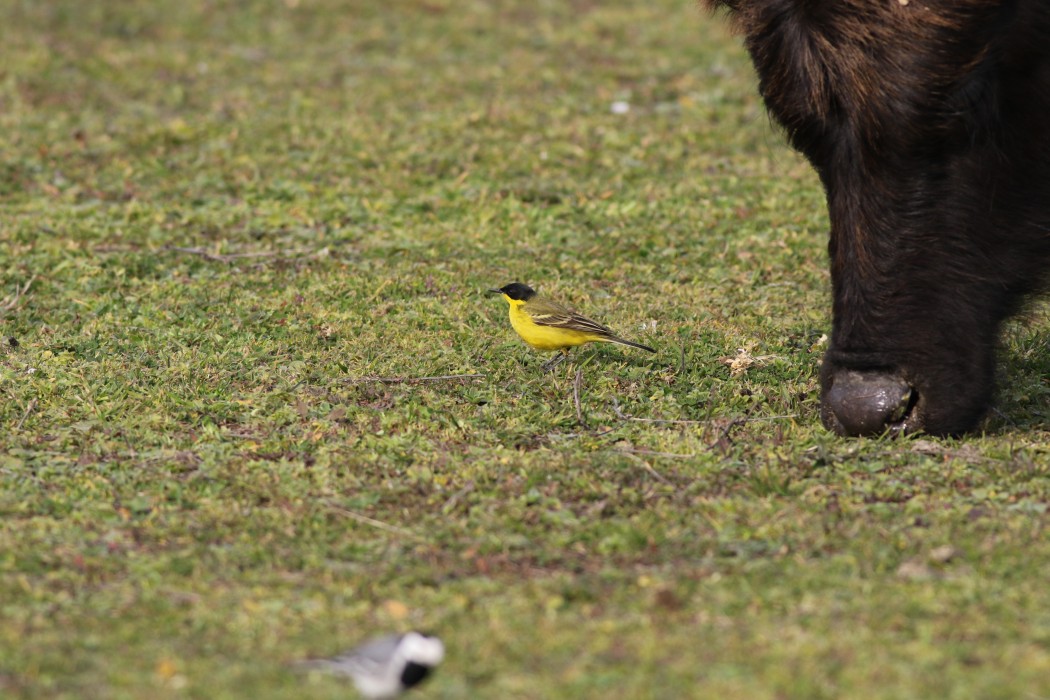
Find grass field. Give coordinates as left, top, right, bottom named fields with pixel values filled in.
left=3, top=1, right=1050, bottom=698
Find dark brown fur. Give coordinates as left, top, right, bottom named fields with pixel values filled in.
left=706, top=0, right=1050, bottom=435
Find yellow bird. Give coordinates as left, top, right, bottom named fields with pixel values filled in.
left=488, top=282, right=655, bottom=370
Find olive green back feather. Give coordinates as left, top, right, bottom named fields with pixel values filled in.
left=522, top=296, right=655, bottom=352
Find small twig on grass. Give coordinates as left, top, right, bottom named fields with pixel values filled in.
left=368, top=279, right=393, bottom=303
left=441, top=480, right=476, bottom=515
left=164, top=246, right=316, bottom=263
left=547, top=426, right=620, bottom=441
left=324, top=501, right=426, bottom=542
left=1, top=275, right=37, bottom=312
left=908, top=439, right=994, bottom=464
left=15, top=399, right=37, bottom=431
left=610, top=397, right=706, bottom=425
left=343, top=374, right=485, bottom=385
left=610, top=397, right=796, bottom=427
left=618, top=447, right=695, bottom=460
left=707, top=410, right=754, bottom=452
left=573, top=368, right=586, bottom=428
left=620, top=451, right=672, bottom=485
left=988, top=406, right=1016, bottom=428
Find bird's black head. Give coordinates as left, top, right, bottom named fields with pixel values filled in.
left=400, top=661, right=433, bottom=689
left=488, top=282, right=536, bottom=301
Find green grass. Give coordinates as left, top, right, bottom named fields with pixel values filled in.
left=2, top=1, right=1050, bottom=698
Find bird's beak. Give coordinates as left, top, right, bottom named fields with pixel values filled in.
left=486, top=288, right=503, bottom=295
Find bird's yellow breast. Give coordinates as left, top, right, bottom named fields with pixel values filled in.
left=506, top=298, right=602, bottom=351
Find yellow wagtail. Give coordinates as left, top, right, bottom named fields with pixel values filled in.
left=488, top=282, right=655, bottom=370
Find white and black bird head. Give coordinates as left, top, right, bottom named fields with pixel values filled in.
left=301, top=631, right=445, bottom=699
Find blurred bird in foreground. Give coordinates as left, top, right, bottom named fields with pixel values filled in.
left=299, top=632, right=444, bottom=699
left=488, top=282, right=655, bottom=370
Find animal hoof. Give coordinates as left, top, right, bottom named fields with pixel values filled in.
left=822, top=369, right=916, bottom=436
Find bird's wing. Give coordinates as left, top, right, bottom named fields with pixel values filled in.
left=306, top=633, right=402, bottom=678
left=525, top=298, right=615, bottom=336
left=346, top=634, right=404, bottom=666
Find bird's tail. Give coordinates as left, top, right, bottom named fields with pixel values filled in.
left=606, top=336, right=656, bottom=353
left=293, top=658, right=341, bottom=672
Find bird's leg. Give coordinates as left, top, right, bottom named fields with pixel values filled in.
left=542, top=350, right=569, bottom=373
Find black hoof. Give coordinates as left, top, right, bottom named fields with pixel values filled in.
left=821, top=369, right=917, bottom=436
